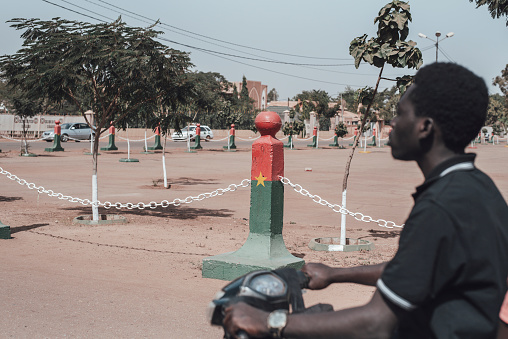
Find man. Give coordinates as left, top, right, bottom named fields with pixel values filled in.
left=224, top=63, right=508, bottom=338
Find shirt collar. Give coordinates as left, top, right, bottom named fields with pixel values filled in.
left=412, top=153, right=477, bottom=200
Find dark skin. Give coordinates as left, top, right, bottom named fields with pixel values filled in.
left=224, top=85, right=465, bottom=338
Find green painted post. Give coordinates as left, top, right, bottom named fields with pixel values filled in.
left=45, top=120, right=65, bottom=152
left=101, top=122, right=118, bottom=151
left=190, top=123, right=203, bottom=150
left=0, top=220, right=11, bottom=239
left=284, top=134, right=294, bottom=148
left=329, top=132, right=340, bottom=147
left=223, top=124, right=237, bottom=151
left=307, top=126, right=318, bottom=148
left=202, top=111, right=304, bottom=281
left=147, top=125, right=163, bottom=150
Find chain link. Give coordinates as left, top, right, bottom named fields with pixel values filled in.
left=0, top=165, right=251, bottom=210
left=279, top=176, right=404, bottom=229
left=0, top=165, right=403, bottom=228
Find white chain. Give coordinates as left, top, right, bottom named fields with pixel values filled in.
left=279, top=176, right=404, bottom=229
left=0, top=165, right=250, bottom=210
left=0, top=165, right=403, bottom=228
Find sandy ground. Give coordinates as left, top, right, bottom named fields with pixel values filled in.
left=1, top=138, right=507, bottom=338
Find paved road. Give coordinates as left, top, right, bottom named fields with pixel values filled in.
left=0, top=136, right=364, bottom=154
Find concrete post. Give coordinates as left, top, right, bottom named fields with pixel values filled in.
left=202, top=111, right=304, bottom=281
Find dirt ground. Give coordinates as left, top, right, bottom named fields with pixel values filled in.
left=1, top=139, right=507, bottom=338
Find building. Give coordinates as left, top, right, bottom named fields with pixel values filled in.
left=230, top=80, right=268, bottom=110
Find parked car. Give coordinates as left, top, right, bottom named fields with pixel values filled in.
left=42, top=122, right=95, bottom=142
left=171, top=125, right=214, bottom=141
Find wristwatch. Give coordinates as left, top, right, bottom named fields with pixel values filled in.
left=267, top=309, right=288, bottom=338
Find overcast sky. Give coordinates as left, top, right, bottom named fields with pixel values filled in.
left=1, top=0, right=507, bottom=101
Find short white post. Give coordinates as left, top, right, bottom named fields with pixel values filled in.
left=340, top=190, right=347, bottom=246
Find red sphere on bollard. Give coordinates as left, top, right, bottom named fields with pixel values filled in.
left=54, top=120, right=61, bottom=135
left=196, top=123, right=201, bottom=135
left=255, top=111, right=281, bottom=137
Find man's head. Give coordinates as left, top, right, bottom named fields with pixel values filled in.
left=390, top=63, right=488, bottom=160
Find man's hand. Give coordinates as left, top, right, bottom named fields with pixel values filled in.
left=301, top=263, right=333, bottom=290
left=223, top=302, right=270, bottom=338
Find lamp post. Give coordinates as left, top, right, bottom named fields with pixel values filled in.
left=418, top=31, right=454, bottom=62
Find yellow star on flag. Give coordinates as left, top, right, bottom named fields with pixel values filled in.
left=255, top=172, right=267, bottom=187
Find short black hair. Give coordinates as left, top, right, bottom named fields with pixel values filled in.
left=408, top=62, right=488, bottom=152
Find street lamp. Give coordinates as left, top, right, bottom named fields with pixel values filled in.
left=418, top=31, right=454, bottom=62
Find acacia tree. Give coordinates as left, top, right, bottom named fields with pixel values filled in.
left=0, top=17, right=193, bottom=221
left=339, top=0, right=423, bottom=245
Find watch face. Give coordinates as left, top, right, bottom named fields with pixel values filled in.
left=268, top=310, right=287, bottom=328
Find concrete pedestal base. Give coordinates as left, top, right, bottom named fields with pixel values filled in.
left=119, top=158, right=139, bottom=162
left=0, top=221, right=11, bottom=239
left=203, top=250, right=304, bottom=281
left=309, top=237, right=374, bottom=252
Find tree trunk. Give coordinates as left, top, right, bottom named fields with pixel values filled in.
left=340, top=65, right=384, bottom=244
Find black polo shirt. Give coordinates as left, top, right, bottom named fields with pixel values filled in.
left=377, top=154, right=508, bottom=338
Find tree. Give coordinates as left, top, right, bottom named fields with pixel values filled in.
left=469, top=0, right=508, bottom=26
left=339, top=86, right=358, bottom=112
left=267, top=88, right=279, bottom=102
left=339, top=0, right=423, bottom=245
left=0, top=17, right=193, bottom=221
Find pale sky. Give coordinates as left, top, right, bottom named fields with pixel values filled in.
left=1, top=0, right=507, bottom=101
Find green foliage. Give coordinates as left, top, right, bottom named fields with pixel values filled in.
left=0, top=17, right=193, bottom=138
left=469, top=0, right=508, bottom=26
left=267, top=88, right=279, bottom=102
left=335, top=122, right=348, bottom=138
left=282, top=121, right=305, bottom=136
left=338, top=86, right=358, bottom=112
left=349, top=0, right=422, bottom=70
left=293, top=90, right=331, bottom=117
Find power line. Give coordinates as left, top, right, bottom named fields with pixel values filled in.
left=38, top=0, right=392, bottom=91
left=92, top=0, right=351, bottom=61
left=51, top=0, right=352, bottom=67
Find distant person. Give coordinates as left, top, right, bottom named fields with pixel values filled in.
left=224, top=63, right=508, bottom=338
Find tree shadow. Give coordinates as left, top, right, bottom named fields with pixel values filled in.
left=167, top=177, right=220, bottom=186
left=62, top=205, right=234, bottom=220
left=0, top=196, right=23, bottom=202
left=11, top=223, right=50, bottom=234
left=367, top=229, right=401, bottom=239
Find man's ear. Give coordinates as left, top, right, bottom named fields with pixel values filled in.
left=419, top=118, right=434, bottom=139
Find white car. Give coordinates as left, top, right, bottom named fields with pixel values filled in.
left=42, top=122, right=95, bottom=142
left=171, top=125, right=214, bottom=141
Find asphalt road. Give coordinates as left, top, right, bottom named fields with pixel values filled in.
left=0, top=136, right=358, bottom=154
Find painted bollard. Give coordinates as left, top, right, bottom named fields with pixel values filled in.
left=329, top=132, right=340, bottom=147
left=307, top=126, right=318, bottom=148
left=369, top=129, right=376, bottom=146
left=101, top=122, right=118, bottom=151
left=190, top=123, right=203, bottom=150
left=147, top=125, right=163, bottom=150
left=223, top=124, right=237, bottom=150
left=45, top=120, right=65, bottom=152
left=202, top=111, right=304, bottom=281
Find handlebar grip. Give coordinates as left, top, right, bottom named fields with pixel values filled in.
left=237, top=330, right=250, bottom=339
